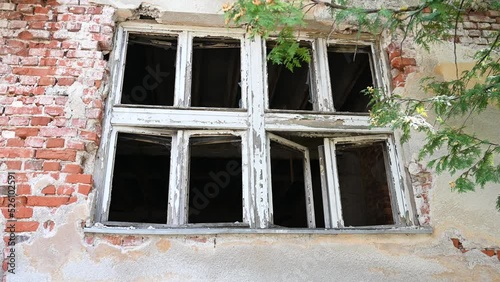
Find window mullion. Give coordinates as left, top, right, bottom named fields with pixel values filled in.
left=245, top=36, right=271, bottom=228
left=324, top=138, right=344, bottom=227
left=98, top=128, right=119, bottom=222
left=174, top=31, right=192, bottom=107
left=318, top=145, right=332, bottom=228
left=371, top=42, right=392, bottom=96
left=312, top=38, right=334, bottom=112
left=112, top=26, right=128, bottom=106
left=303, top=148, right=316, bottom=228
left=385, top=136, right=410, bottom=225
left=240, top=131, right=252, bottom=225
left=167, top=130, right=190, bottom=225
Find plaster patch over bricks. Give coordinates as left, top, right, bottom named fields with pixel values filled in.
left=64, top=82, right=86, bottom=119
left=31, top=174, right=56, bottom=193
left=408, top=162, right=433, bottom=225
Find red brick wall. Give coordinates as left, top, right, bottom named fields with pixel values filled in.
left=385, top=9, right=499, bottom=89
left=0, top=0, right=114, bottom=273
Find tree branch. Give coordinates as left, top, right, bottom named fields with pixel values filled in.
left=309, top=0, right=423, bottom=14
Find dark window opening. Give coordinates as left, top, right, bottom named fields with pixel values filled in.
left=188, top=136, right=243, bottom=223
left=109, top=133, right=171, bottom=224
left=310, top=154, right=325, bottom=228
left=328, top=49, right=373, bottom=112
left=270, top=137, right=324, bottom=228
left=336, top=142, right=394, bottom=226
left=191, top=38, right=241, bottom=108
left=121, top=34, right=177, bottom=106
left=267, top=42, right=312, bottom=110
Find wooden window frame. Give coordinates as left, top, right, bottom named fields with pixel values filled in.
left=91, top=22, right=424, bottom=234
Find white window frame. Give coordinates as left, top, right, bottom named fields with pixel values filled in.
left=90, top=22, right=426, bottom=234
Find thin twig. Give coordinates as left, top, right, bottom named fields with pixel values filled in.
left=309, top=0, right=422, bottom=14
left=453, top=0, right=466, bottom=80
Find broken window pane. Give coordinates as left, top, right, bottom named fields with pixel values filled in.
left=191, top=37, right=241, bottom=108
left=336, top=142, right=394, bottom=226
left=109, top=133, right=171, bottom=223
left=267, top=42, right=312, bottom=110
left=121, top=34, right=177, bottom=106
left=188, top=136, right=243, bottom=223
left=328, top=49, right=373, bottom=112
left=270, top=141, right=308, bottom=227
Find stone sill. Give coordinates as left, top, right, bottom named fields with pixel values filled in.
left=84, top=225, right=433, bottom=236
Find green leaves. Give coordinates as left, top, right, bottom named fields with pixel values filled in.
left=223, top=0, right=311, bottom=71
left=267, top=27, right=311, bottom=71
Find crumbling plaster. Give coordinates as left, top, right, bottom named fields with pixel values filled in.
left=399, top=41, right=500, bottom=246
left=2, top=0, right=500, bottom=280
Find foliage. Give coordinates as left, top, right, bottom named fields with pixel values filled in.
left=224, top=0, right=500, bottom=210
left=367, top=31, right=499, bottom=206
left=223, top=0, right=311, bottom=70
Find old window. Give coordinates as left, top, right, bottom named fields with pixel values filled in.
left=191, top=37, right=241, bottom=108
left=188, top=135, right=243, bottom=224
left=93, top=23, right=418, bottom=233
left=266, top=41, right=313, bottom=111
left=108, top=132, right=171, bottom=224
left=328, top=47, right=374, bottom=112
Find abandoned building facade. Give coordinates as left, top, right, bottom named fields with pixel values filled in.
left=0, top=0, right=499, bottom=280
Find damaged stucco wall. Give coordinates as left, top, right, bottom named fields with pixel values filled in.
left=0, top=0, right=499, bottom=281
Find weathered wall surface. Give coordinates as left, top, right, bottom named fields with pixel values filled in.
left=0, top=0, right=499, bottom=281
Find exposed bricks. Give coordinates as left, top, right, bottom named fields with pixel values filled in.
left=6, top=138, right=24, bottom=147
left=25, top=137, right=44, bottom=147
left=0, top=196, right=27, bottom=208
left=41, top=185, right=56, bottom=195
left=39, top=127, right=77, bottom=137
left=35, top=149, right=76, bottom=161
left=46, top=138, right=64, bottom=148
left=4, top=221, right=39, bottom=232
left=451, top=238, right=500, bottom=261
left=454, top=10, right=499, bottom=46
left=390, top=57, right=417, bottom=69
left=62, top=163, right=82, bottom=173
left=43, top=161, right=60, bottom=171
left=16, top=183, right=31, bottom=195
left=57, top=185, right=75, bottom=195
left=15, top=127, right=39, bottom=138
left=408, top=163, right=432, bottom=225
left=38, top=76, right=56, bottom=86
left=43, top=220, right=55, bottom=231
left=386, top=42, right=418, bottom=89
left=3, top=160, right=22, bottom=170
left=77, top=184, right=92, bottom=196
left=24, top=159, right=43, bottom=170
left=26, top=196, right=77, bottom=207
left=1, top=207, right=33, bottom=219
left=386, top=9, right=498, bottom=89
left=0, top=148, right=34, bottom=158
left=99, top=235, right=146, bottom=247
left=56, top=77, right=75, bottom=86
left=30, top=116, right=52, bottom=126
left=65, top=173, right=92, bottom=184
left=482, top=249, right=496, bottom=257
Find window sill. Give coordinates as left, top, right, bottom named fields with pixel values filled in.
left=84, top=225, right=433, bottom=236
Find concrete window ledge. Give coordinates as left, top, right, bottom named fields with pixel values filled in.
left=83, top=226, right=433, bottom=236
